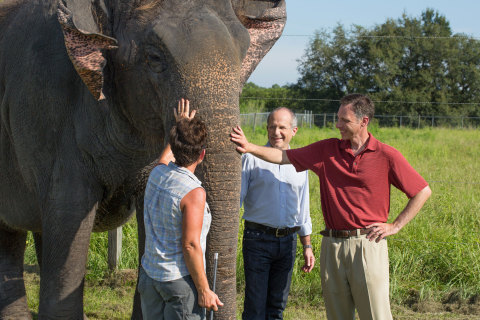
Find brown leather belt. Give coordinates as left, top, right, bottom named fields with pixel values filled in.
left=320, top=228, right=372, bottom=238
left=245, top=221, right=300, bottom=238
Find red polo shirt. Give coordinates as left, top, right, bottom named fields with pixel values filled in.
left=286, top=133, right=428, bottom=230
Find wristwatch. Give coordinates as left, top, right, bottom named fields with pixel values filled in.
left=303, top=244, right=313, bottom=249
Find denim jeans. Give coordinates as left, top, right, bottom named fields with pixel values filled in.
left=138, top=267, right=206, bottom=320
left=242, top=227, right=297, bottom=320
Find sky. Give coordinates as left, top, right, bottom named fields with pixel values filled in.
left=248, top=0, right=480, bottom=87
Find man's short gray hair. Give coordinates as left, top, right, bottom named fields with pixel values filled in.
left=267, top=107, right=297, bottom=128
left=340, top=93, right=375, bottom=121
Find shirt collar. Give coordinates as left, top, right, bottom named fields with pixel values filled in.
left=340, top=132, right=378, bottom=152
left=167, top=162, right=202, bottom=185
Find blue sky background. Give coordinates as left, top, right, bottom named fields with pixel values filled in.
left=248, top=0, right=480, bottom=87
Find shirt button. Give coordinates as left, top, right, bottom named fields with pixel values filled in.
left=354, top=162, right=357, bottom=165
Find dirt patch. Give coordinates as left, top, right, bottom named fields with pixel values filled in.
left=23, top=265, right=40, bottom=285
left=23, top=265, right=138, bottom=287
left=404, top=289, right=480, bottom=317
left=96, top=268, right=138, bottom=287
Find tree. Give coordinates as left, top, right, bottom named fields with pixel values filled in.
left=296, top=9, right=480, bottom=117
left=240, top=82, right=303, bottom=113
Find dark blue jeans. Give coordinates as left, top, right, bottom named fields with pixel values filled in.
left=242, top=227, right=297, bottom=320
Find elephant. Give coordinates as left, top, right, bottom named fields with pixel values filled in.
left=0, top=0, right=286, bottom=319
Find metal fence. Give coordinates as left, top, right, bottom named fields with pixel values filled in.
left=240, top=112, right=480, bottom=129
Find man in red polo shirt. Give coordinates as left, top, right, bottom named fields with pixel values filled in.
left=231, top=93, right=432, bottom=320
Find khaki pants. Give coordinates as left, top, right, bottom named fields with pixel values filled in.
left=320, top=234, right=393, bottom=320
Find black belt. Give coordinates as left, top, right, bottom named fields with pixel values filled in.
left=245, top=221, right=300, bottom=238
left=320, top=228, right=372, bottom=238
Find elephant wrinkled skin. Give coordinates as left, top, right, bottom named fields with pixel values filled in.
left=0, top=0, right=286, bottom=319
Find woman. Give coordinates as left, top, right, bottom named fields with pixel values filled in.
left=139, top=99, right=222, bottom=319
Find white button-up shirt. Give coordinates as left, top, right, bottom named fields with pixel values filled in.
left=240, top=144, right=311, bottom=236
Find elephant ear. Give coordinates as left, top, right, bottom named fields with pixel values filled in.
left=57, top=0, right=117, bottom=101
left=232, top=0, right=286, bottom=85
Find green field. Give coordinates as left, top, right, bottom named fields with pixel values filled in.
left=24, top=126, right=480, bottom=319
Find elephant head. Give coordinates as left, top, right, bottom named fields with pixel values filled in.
left=0, top=0, right=285, bottom=318
left=51, top=0, right=287, bottom=318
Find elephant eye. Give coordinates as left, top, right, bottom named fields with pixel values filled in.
left=146, top=50, right=168, bottom=73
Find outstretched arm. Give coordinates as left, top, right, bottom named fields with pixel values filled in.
left=158, top=98, right=196, bottom=165
left=366, top=185, right=432, bottom=242
left=230, top=126, right=290, bottom=164
left=158, top=144, right=174, bottom=165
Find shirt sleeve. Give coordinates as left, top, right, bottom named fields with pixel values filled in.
left=286, top=141, right=324, bottom=173
left=298, top=171, right=312, bottom=236
left=388, top=148, right=428, bottom=198
left=240, top=154, right=251, bottom=207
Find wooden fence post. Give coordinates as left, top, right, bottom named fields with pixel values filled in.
left=108, top=227, right=123, bottom=270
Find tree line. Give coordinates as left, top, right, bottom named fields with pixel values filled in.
left=240, top=9, right=480, bottom=118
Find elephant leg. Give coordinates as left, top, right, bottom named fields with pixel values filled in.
left=131, top=199, right=145, bottom=320
left=0, top=225, right=32, bottom=320
left=37, top=202, right=97, bottom=320
left=33, top=232, right=43, bottom=271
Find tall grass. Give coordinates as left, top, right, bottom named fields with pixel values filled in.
left=24, top=127, right=480, bottom=309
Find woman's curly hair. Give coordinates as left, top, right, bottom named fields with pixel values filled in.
left=169, top=118, right=207, bottom=167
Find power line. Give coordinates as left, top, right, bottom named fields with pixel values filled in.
left=357, top=35, right=479, bottom=40
left=241, top=97, right=339, bottom=102
left=240, top=96, right=479, bottom=106
left=243, top=113, right=480, bottom=119
left=282, top=34, right=480, bottom=41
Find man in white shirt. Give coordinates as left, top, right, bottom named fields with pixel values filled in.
left=240, top=107, right=315, bottom=320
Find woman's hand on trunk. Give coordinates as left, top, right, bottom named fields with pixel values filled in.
left=174, top=98, right=196, bottom=121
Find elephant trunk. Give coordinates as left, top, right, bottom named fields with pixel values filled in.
left=168, top=34, right=245, bottom=318
left=194, top=96, right=241, bottom=320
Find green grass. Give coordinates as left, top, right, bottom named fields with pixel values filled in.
left=24, top=126, right=480, bottom=318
